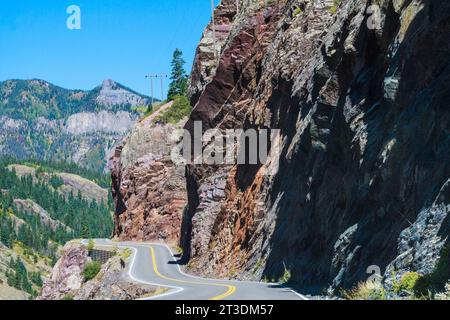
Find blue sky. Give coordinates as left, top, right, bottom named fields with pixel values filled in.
left=0, top=0, right=219, bottom=97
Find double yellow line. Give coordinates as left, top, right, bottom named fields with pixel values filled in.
left=150, top=247, right=236, bottom=300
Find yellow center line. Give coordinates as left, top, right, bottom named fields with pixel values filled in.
left=150, top=246, right=236, bottom=300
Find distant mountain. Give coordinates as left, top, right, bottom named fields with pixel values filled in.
left=0, top=79, right=154, bottom=171
left=0, top=79, right=151, bottom=120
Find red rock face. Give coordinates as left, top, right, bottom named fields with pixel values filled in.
left=188, top=0, right=238, bottom=105
left=182, top=0, right=290, bottom=278
left=112, top=156, right=186, bottom=244
left=110, top=105, right=187, bottom=245
left=39, top=242, right=87, bottom=300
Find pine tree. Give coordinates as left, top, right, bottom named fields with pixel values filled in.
left=1, top=223, right=11, bottom=247
left=167, top=48, right=188, bottom=100
left=82, top=225, right=90, bottom=239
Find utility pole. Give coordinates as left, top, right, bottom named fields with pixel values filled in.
left=158, top=74, right=168, bottom=102
left=146, top=74, right=168, bottom=103
left=145, top=74, right=154, bottom=108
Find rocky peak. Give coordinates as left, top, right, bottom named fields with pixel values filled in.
left=96, top=79, right=149, bottom=108
left=101, top=79, right=117, bottom=90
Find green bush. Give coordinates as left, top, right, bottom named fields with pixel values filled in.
left=120, top=248, right=133, bottom=260
left=157, top=95, right=191, bottom=124
left=87, top=239, right=95, bottom=252
left=343, top=281, right=387, bottom=300
left=394, top=272, right=421, bottom=294
left=330, top=0, right=342, bottom=14
left=429, top=247, right=450, bottom=289
left=414, top=247, right=450, bottom=297
left=293, top=7, right=303, bottom=17
left=279, top=268, right=292, bottom=284
left=413, top=274, right=432, bottom=297
left=30, top=271, right=43, bottom=287
left=83, top=261, right=101, bottom=282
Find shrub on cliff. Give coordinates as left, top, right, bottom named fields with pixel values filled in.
left=343, top=281, right=387, bottom=300
left=413, top=247, right=450, bottom=297
left=393, top=272, right=421, bottom=294
left=279, top=267, right=292, bottom=284
left=83, top=261, right=101, bottom=282
left=157, top=95, right=191, bottom=124
left=87, top=239, right=95, bottom=252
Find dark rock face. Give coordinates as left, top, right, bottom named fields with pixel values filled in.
left=182, top=0, right=450, bottom=294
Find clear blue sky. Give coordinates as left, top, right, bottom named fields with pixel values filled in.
left=0, top=0, right=219, bottom=97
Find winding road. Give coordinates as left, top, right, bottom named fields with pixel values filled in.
left=90, top=239, right=307, bottom=300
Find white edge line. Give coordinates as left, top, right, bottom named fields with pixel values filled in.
left=81, top=240, right=184, bottom=300
left=158, top=242, right=309, bottom=301
left=122, top=246, right=184, bottom=301
left=88, top=239, right=309, bottom=301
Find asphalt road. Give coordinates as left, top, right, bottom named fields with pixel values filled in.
left=90, top=239, right=307, bottom=301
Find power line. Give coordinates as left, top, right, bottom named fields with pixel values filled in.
left=145, top=74, right=168, bottom=103
left=145, top=75, right=155, bottom=106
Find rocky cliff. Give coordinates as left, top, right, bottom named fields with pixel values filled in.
left=39, top=242, right=160, bottom=300
left=109, top=0, right=450, bottom=296
left=179, top=0, right=450, bottom=295
left=110, top=102, right=187, bottom=245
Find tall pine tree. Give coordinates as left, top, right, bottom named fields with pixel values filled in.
left=167, top=48, right=188, bottom=100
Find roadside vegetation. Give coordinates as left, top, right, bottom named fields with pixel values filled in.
left=156, top=95, right=191, bottom=124
left=83, top=261, right=101, bottom=282
left=343, top=247, right=450, bottom=300
left=143, top=48, right=192, bottom=124
left=279, top=267, right=292, bottom=285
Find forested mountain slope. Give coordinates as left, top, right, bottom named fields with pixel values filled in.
left=0, top=79, right=152, bottom=171
left=0, top=160, right=114, bottom=299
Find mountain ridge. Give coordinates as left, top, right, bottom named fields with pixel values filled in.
left=0, top=78, right=154, bottom=171
left=0, top=78, right=153, bottom=120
